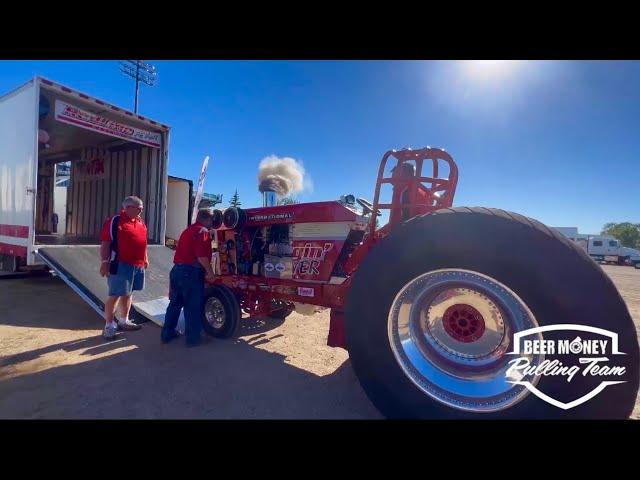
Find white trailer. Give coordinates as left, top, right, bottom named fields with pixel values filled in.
left=0, top=77, right=190, bottom=321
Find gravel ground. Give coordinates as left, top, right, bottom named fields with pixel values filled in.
left=0, top=264, right=638, bottom=419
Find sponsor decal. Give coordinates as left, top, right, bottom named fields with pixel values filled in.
left=298, top=287, right=315, bottom=297
left=75, top=158, right=105, bottom=180
left=55, top=100, right=161, bottom=148
left=272, top=285, right=295, bottom=295
left=506, top=325, right=628, bottom=410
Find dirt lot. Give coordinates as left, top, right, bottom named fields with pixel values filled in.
left=0, top=265, right=638, bottom=419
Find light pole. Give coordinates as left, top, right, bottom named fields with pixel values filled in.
left=119, top=60, right=157, bottom=113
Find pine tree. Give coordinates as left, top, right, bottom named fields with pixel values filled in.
left=229, top=189, right=241, bottom=207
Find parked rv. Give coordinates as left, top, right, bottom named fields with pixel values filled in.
left=553, top=227, right=640, bottom=267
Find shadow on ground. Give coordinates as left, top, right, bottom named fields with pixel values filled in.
left=0, top=276, right=381, bottom=419
left=0, top=275, right=92, bottom=330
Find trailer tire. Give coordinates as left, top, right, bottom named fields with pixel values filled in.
left=345, top=207, right=639, bottom=419
left=202, top=285, right=240, bottom=338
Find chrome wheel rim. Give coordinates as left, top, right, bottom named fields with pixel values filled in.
left=205, top=297, right=226, bottom=329
left=388, top=269, right=543, bottom=413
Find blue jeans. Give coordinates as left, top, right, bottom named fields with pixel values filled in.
left=163, top=264, right=204, bottom=344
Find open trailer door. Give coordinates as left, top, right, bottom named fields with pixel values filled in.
left=36, top=245, right=176, bottom=325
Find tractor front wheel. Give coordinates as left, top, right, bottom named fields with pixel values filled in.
left=202, top=285, right=241, bottom=338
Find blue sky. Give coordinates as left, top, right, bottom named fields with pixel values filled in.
left=1, top=60, right=638, bottom=234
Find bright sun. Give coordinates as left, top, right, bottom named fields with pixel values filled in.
left=461, top=60, right=520, bottom=79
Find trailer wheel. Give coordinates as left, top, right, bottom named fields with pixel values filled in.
left=345, top=207, right=639, bottom=419
left=202, top=285, right=240, bottom=338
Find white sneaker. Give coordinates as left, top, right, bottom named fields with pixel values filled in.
left=103, top=322, right=117, bottom=339
left=117, top=317, right=142, bottom=331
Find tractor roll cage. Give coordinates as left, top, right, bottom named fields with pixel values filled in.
left=371, top=147, right=459, bottom=237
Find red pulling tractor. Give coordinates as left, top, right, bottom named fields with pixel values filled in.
left=202, top=147, right=639, bottom=419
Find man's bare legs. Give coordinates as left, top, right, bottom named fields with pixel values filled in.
left=105, top=296, right=120, bottom=324
left=118, top=295, right=133, bottom=321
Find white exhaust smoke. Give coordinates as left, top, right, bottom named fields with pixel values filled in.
left=257, top=155, right=307, bottom=196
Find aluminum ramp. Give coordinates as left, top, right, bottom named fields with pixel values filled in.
left=36, top=245, right=178, bottom=327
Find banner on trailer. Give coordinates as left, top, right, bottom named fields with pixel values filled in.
left=191, top=155, right=210, bottom=225
left=54, top=100, right=161, bottom=148
left=75, top=157, right=106, bottom=180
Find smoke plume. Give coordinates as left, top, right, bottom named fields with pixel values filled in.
left=258, top=155, right=307, bottom=196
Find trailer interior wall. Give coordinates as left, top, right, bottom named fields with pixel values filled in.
left=61, top=145, right=165, bottom=243
left=35, top=84, right=168, bottom=244
left=0, top=80, right=37, bottom=258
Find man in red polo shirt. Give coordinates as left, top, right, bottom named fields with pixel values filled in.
left=162, top=208, right=216, bottom=346
left=99, top=196, right=148, bottom=339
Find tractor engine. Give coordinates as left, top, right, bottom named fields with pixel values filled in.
left=212, top=199, right=369, bottom=286
left=209, top=194, right=370, bottom=344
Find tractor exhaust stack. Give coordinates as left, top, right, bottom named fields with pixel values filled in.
left=263, top=190, right=277, bottom=207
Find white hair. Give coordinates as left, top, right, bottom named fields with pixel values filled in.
left=122, top=196, right=143, bottom=208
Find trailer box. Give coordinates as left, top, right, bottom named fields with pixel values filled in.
left=0, top=76, right=177, bottom=322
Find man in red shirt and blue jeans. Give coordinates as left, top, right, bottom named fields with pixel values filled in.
left=99, top=196, right=148, bottom=339
left=162, top=208, right=216, bottom=346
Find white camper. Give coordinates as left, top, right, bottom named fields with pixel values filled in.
left=553, top=227, right=640, bottom=267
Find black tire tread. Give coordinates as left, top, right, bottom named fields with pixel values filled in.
left=346, top=206, right=639, bottom=419
left=425, top=207, right=623, bottom=299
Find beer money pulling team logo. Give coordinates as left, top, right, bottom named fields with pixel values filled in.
left=505, top=325, right=628, bottom=409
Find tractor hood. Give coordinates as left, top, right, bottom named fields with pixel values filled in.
left=244, top=201, right=364, bottom=226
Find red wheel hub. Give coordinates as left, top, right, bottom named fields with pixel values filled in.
left=442, top=304, right=485, bottom=343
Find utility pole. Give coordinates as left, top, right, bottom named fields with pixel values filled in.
left=119, top=60, right=157, bottom=113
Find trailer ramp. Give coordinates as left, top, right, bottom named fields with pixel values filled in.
left=36, top=245, right=177, bottom=327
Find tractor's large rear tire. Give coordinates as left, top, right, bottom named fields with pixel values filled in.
left=345, top=207, right=639, bottom=419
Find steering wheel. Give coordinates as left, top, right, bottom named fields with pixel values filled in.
left=357, top=198, right=376, bottom=216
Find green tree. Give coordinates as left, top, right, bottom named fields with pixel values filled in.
left=601, top=222, right=640, bottom=248
left=229, top=189, right=241, bottom=207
